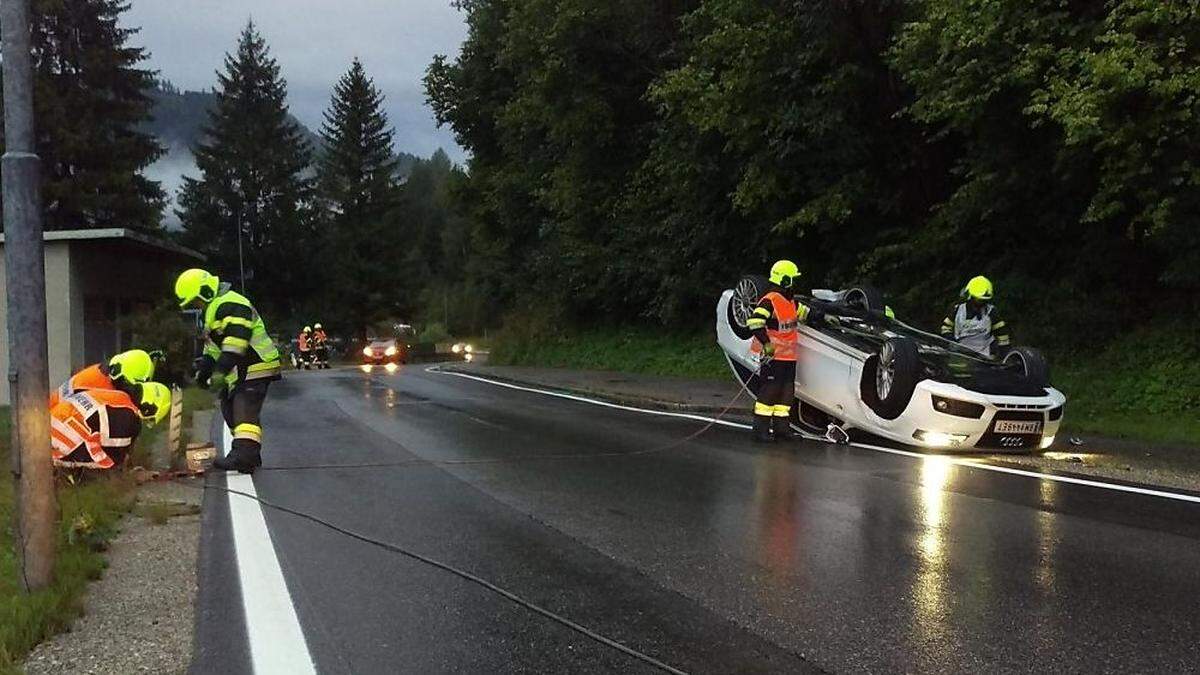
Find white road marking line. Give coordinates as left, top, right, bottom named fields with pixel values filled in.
left=221, top=426, right=317, bottom=674
left=431, top=367, right=1200, bottom=506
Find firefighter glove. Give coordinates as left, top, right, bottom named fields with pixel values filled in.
left=207, top=371, right=228, bottom=394
left=762, top=343, right=776, bottom=357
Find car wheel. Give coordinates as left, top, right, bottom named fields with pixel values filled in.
left=1004, top=346, right=1050, bottom=389
left=860, top=337, right=920, bottom=420
left=843, top=285, right=886, bottom=313
left=729, top=275, right=770, bottom=340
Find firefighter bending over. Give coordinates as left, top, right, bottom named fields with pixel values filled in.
left=175, top=268, right=282, bottom=474
left=51, top=382, right=170, bottom=470
left=940, top=275, right=1011, bottom=358
left=49, top=348, right=159, bottom=407
left=746, top=260, right=820, bottom=442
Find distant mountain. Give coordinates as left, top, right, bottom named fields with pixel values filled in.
left=141, top=84, right=421, bottom=228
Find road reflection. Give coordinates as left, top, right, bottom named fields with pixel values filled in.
left=912, top=456, right=952, bottom=643
left=752, top=454, right=803, bottom=580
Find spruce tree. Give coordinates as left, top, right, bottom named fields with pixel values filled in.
left=177, top=21, right=314, bottom=316
left=318, top=58, right=400, bottom=337
left=0, top=0, right=165, bottom=231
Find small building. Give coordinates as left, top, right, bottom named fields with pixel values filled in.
left=0, top=228, right=204, bottom=405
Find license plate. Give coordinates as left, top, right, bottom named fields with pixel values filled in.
left=994, top=420, right=1042, bottom=434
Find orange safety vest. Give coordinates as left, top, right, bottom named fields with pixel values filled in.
left=760, top=291, right=799, bottom=362
left=50, top=389, right=139, bottom=470
left=313, top=329, right=327, bottom=345
left=298, top=333, right=311, bottom=351
left=49, top=364, right=114, bottom=408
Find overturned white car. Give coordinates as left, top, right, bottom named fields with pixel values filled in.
left=716, top=276, right=1066, bottom=451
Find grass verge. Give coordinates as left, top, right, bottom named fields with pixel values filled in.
left=0, top=408, right=135, bottom=672
left=492, top=325, right=1200, bottom=446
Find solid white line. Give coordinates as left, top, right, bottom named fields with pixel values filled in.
left=221, top=426, right=318, bottom=674
left=431, top=367, right=1200, bottom=506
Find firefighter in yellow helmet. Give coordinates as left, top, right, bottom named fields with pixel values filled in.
left=745, top=260, right=822, bottom=442
left=49, top=348, right=161, bottom=408
left=51, top=381, right=171, bottom=470
left=940, top=275, right=1011, bottom=358
left=175, top=268, right=281, bottom=473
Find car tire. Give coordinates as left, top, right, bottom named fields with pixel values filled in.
left=843, top=285, right=886, bottom=313
left=729, top=274, right=770, bottom=340
left=1004, top=346, right=1050, bottom=389
left=860, top=336, right=920, bottom=420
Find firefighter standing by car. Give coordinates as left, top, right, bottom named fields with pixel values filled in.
left=312, top=322, right=329, bottom=369
left=746, top=260, right=821, bottom=442
left=49, top=348, right=161, bottom=408
left=297, top=326, right=313, bottom=369
left=175, top=268, right=282, bottom=474
left=51, top=382, right=171, bottom=470
left=940, top=276, right=1011, bottom=358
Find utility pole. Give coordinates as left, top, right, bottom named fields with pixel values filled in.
left=2, top=0, right=57, bottom=590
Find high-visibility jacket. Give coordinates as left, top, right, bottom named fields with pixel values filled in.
left=313, top=329, right=327, bottom=346
left=940, top=302, right=1010, bottom=357
left=201, top=284, right=281, bottom=389
left=298, top=332, right=311, bottom=351
left=49, top=363, right=115, bottom=408
left=747, top=290, right=811, bottom=362
left=51, top=389, right=141, bottom=469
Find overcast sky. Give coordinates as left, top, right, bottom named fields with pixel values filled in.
left=124, top=0, right=468, bottom=162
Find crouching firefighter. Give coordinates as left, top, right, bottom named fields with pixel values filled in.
left=746, top=260, right=820, bottom=442
left=49, top=348, right=160, bottom=408
left=175, top=268, right=282, bottom=474
left=51, top=382, right=171, bottom=470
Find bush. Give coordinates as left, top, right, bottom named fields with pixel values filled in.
left=417, top=322, right=450, bottom=343
left=118, top=302, right=198, bottom=386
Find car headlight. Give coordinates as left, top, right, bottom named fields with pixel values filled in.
left=464, top=344, right=473, bottom=354
left=452, top=343, right=462, bottom=354
left=913, top=430, right=970, bottom=448
left=1040, top=435, right=1056, bottom=449
left=931, top=395, right=985, bottom=419
left=385, top=346, right=397, bottom=356
left=362, top=346, right=372, bottom=357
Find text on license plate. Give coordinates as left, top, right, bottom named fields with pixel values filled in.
left=994, top=420, right=1043, bottom=434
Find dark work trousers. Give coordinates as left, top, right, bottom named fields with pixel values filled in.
left=221, top=379, right=270, bottom=464
left=756, top=359, right=796, bottom=411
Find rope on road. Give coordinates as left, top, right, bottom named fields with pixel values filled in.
left=181, top=479, right=691, bottom=675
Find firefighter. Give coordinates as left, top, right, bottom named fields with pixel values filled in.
left=745, top=260, right=821, bottom=442
left=312, top=322, right=330, bottom=369
left=940, top=275, right=1011, bottom=358
left=49, top=348, right=159, bottom=408
left=175, top=268, right=282, bottom=474
left=298, top=326, right=313, bottom=369
left=51, top=382, right=171, bottom=470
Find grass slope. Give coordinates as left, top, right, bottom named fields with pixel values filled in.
left=491, top=325, right=1200, bottom=446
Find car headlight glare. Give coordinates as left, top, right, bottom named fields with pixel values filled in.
left=464, top=344, right=473, bottom=354
left=452, top=343, right=462, bottom=354
left=385, top=346, right=397, bottom=356
left=362, top=346, right=372, bottom=356
left=913, top=430, right=970, bottom=448
left=1039, top=435, right=1056, bottom=449
left=931, top=395, right=985, bottom=419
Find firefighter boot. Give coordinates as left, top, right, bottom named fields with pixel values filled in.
left=772, top=415, right=796, bottom=440
left=212, top=442, right=261, bottom=474
left=752, top=415, right=774, bottom=443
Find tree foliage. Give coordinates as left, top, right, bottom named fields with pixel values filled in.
left=176, top=21, right=314, bottom=318
left=0, top=0, right=165, bottom=231
left=426, top=0, right=1200, bottom=345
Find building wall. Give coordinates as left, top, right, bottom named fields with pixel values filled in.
left=0, top=242, right=76, bottom=406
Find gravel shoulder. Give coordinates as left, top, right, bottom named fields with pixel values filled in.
left=447, top=362, right=1200, bottom=493
left=22, top=478, right=202, bottom=675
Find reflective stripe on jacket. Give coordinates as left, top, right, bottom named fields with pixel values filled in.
left=50, top=390, right=140, bottom=469
left=756, top=291, right=800, bottom=362
left=203, top=286, right=281, bottom=386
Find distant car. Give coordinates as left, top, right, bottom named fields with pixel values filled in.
left=362, top=337, right=406, bottom=365
left=716, top=277, right=1066, bottom=452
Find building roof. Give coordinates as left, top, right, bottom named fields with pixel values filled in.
left=0, top=228, right=204, bottom=261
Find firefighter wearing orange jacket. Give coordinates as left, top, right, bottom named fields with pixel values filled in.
left=49, top=349, right=159, bottom=408
left=745, top=260, right=821, bottom=442
left=297, top=326, right=313, bottom=369
left=51, top=383, right=170, bottom=470
left=311, top=323, right=329, bottom=369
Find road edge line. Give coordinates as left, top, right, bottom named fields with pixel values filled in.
left=429, top=366, right=1200, bottom=506
left=221, top=425, right=318, bottom=674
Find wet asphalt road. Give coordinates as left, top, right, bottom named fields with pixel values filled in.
left=193, top=365, right=1200, bottom=674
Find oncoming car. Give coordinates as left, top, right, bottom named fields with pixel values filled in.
left=716, top=276, right=1066, bottom=452
left=362, top=337, right=406, bottom=365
